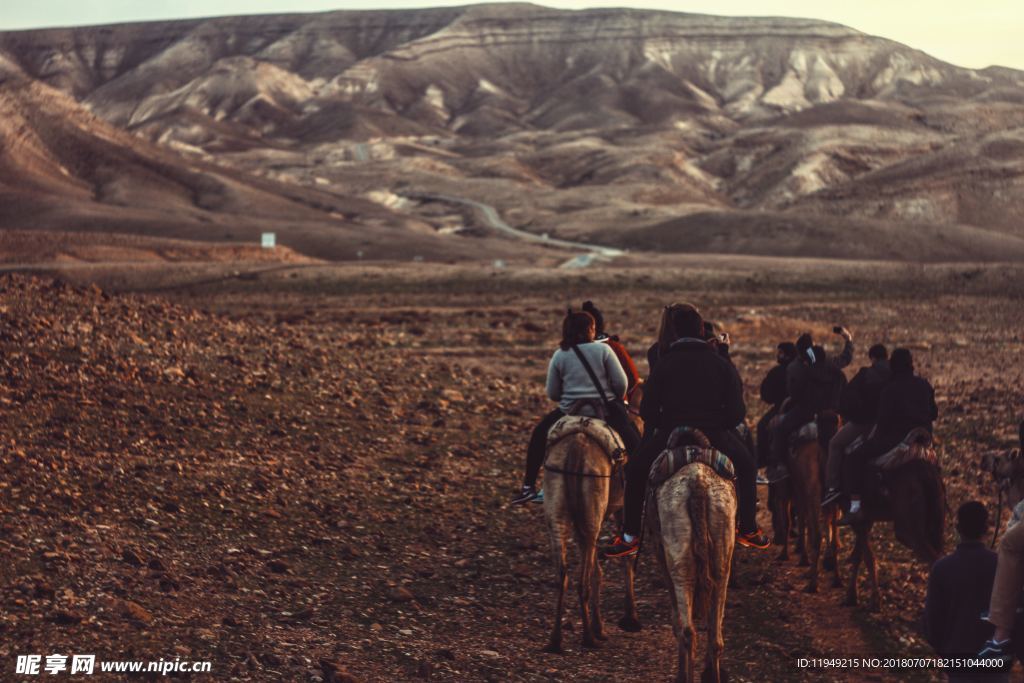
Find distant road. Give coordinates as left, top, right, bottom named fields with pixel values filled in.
left=402, top=191, right=623, bottom=267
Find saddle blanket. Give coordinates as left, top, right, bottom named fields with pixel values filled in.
left=649, top=443, right=735, bottom=488
left=875, top=427, right=938, bottom=471
left=546, top=415, right=625, bottom=460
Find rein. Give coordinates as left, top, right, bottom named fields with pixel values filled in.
left=992, top=487, right=1004, bottom=550
left=542, top=463, right=615, bottom=478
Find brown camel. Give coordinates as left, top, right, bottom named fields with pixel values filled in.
left=645, top=429, right=737, bottom=683
left=843, top=432, right=945, bottom=611
left=541, top=390, right=644, bottom=654
left=774, top=413, right=843, bottom=593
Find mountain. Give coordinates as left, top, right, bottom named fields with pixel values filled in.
left=2, top=3, right=1024, bottom=262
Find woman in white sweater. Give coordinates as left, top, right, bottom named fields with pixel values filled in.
left=512, top=310, right=641, bottom=504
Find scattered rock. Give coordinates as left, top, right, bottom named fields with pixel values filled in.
left=388, top=587, right=415, bottom=603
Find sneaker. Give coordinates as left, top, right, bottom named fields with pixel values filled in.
left=821, top=488, right=842, bottom=507
left=765, top=463, right=790, bottom=483
left=756, top=473, right=770, bottom=486
left=978, top=638, right=1013, bottom=665
left=736, top=529, right=771, bottom=549
left=601, top=535, right=639, bottom=558
left=511, top=485, right=539, bottom=505
left=531, top=489, right=545, bottom=504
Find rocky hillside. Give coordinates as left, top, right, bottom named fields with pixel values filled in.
left=2, top=4, right=1024, bottom=261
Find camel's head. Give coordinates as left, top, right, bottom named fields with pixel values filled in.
left=980, top=448, right=1024, bottom=506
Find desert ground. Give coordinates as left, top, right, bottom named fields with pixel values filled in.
left=1, top=254, right=1022, bottom=682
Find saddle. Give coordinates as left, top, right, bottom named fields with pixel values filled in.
left=873, top=428, right=938, bottom=471
left=788, top=421, right=818, bottom=448
left=546, top=415, right=626, bottom=463
left=648, top=426, right=736, bottom=488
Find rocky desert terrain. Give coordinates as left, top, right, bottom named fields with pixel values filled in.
left=0, top=261, right=1022, bottom=681
left=2, top=4, right=1024, bottom=681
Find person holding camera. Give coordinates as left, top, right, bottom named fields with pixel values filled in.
left=925, top=502, right=1006, bottom=682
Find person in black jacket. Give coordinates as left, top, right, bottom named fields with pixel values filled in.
left=766, top=342, right=848, bottom=482
left=822, top=344, right=890, bottom=505
left=842, top=347, right=938, bottom=523
left=756, top=342, right=799, bottom=469
left=603, top=304, right=770, bottom=558
left=924, top=502, right=1006, bottom=683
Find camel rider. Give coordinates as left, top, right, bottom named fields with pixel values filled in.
left=603, top=304, right=770, bottom=557
left=841, top=348, right=937, bottom=524
left=822, top=344, right=890, bottom=506
left=765, top=329, right=852, bottom=483
left=756, top=342, right=799, bottom=469
left=512, top=310, right=642, bottom=505
left=582, top=300, right=641, bottom=395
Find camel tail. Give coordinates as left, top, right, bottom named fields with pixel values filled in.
left=920, top=462, right=946, bottom=563
left=562, top=439, right=588, bottom=541
left=688, top=478, right=714, bottom=619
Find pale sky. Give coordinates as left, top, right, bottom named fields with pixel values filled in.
left=1, top=1, right=1021, bottom=71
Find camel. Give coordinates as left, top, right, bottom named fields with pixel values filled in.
left=772, top=413, right=843, bottom=593
left=645, top=428, right=737, bottom=683
left=541, top=387, right=644, bottom=654
left=843, top=430, right=945, bottom=611
left=979, top=445, right=1024, bottom=538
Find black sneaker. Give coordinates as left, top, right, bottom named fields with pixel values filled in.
left=511, top=485, right=539, bottom=505
left=765, top=463, right=790, bottom=483
left=601, top=535, right=639, bottom=558
left=736, top=528, right=771, bottom=549
left=821, top=488, right=842, bottom=507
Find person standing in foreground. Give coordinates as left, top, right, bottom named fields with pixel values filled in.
left=979, top=421, right=1024, bottom=666
left=924, top=502, right=1006, bottom=683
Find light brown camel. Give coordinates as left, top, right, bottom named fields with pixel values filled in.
left=774, top=413, right=843, bottom=593
left=843, top=430, right=945, bottom=611
left=645, top=429, right=737, bottom=683
left=541, top=386, right=644, bottom=653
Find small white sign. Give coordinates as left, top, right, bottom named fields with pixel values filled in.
left=261, top=232, right=276, bottom=249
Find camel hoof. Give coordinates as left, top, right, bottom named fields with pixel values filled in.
left=797, top=557, right=810, bottom=567
left=702, top=666, right=730, bottom=683
left=614, top=618, right=638, bottom=634
left=775, top=551, right=788, bottom=562
left=582, top=638, right=602, bottom=650
left=594, top=630, right=608, bottom=642
left=543, top=642, right=563, bottom=655
left=618, top=615, right=643, bottom=632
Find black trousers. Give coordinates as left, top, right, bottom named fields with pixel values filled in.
left=523, top=408, right=642, bottom=488
left=770, top=408, right=813, bottom=467
left=623, top=427, right=758, bottom=536
left=756, top=405, right=780, bottom=468
left=844, top=433, right=901, bottom=496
